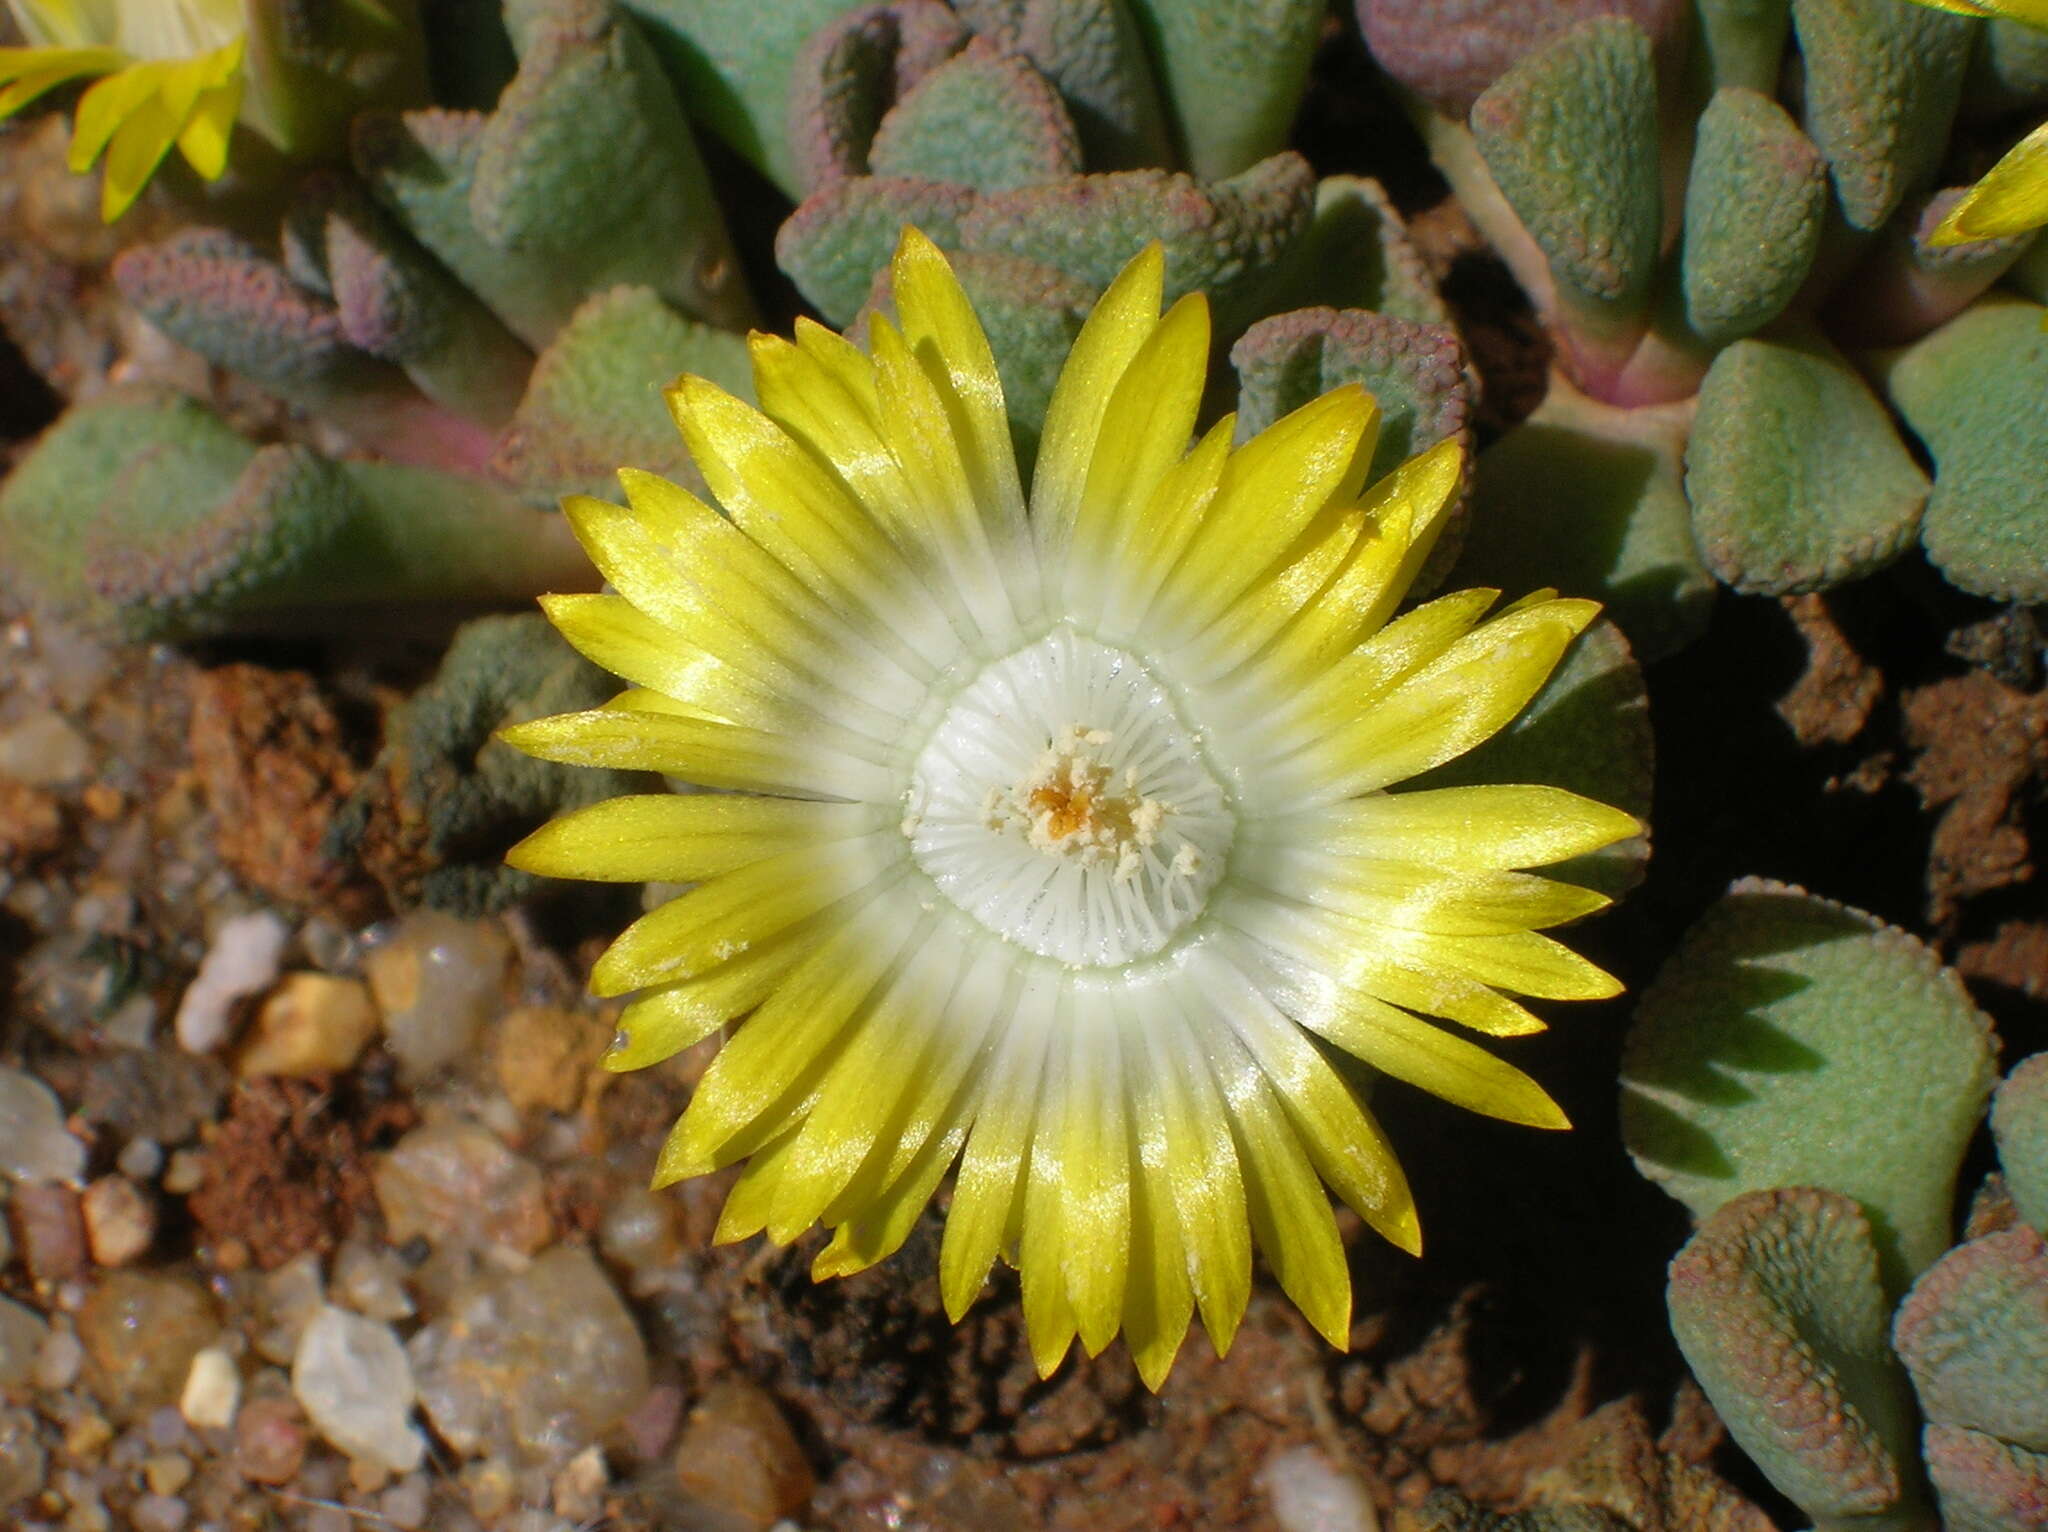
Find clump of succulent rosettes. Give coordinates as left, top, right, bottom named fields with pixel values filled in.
left=500, top=229, right=1638, bottom=1387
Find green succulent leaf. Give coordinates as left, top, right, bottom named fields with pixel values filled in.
left=1881, top=295, right=2048, bottom=603
left=1686, top=331, right=1928, bottom=595
left=1681, top=88, right=1828, bottom=346
left=1469, top=18, right=1662, bottom=322
left=1791, top=0, right=1975, bottom=231
left=493, top=285, right=752, bottom=509
left=1461, top=376, right=1714, bottom=664
left=1894, top=1226, right=2048, bottom=1450
left=1122, top=0, right=1322, bottom=179
left=1923, top=1424, right=2048, bottom=1532
left=1621, top=878, right=1998, bottom=1288
left=868, top=40, right=1083, bottom=193
left=1667, top=1188, right=1928, bottom=1531
left=1993, top=1053, right=2048, bottom=1234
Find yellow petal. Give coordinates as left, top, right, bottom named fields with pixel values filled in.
left=506, top=792, right=884, bottom=884
left=657, top=905, right=923, bottom=1181
left=1152, top=386, right=1378, bottom=643
left=605, top=934, right=809, bottom=1072
left=1121, top=1068, right=1196, bottom=1391
left=1283, top=598, right=1598, bottom=803
left=812, top=1093, right=974, bottom=1280
left=1294, top=984, right=1570, bottom=1130
left=939, top=972, right=1059, bottom=1320
left=1063, top=292, right=1211, bottom=617
left=590, top=839, right=899, bottom=996
left=99, top=91, right=180, bottom=219
left=1031, top=243, right=1166, bottom=559
left=1933, top=120, right=2048, bottom=244
left=0, top=45, right=122, bottom=114
left=889, top=228, right=1032, bottom=573
left=497, top=707, right=897, bottom=801
left=1268, top=785, right=1641, bottom=871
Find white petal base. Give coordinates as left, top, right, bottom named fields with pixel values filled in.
left=905, top=626, right=1235, bottom=966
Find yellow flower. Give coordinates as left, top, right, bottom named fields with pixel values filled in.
left=1909, top=0, right=2048, bottom=244
left=1, top=0, right=246, bottom=219
left=501, top=230, right=1637, bottom=1387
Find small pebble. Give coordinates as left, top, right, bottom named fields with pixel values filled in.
left=255, top=1253, right=325, bottom=1365
left=410, top=1246, right=647, bottom=1468
left=1260, top=1445, right=1379, bottom=1532
left=12, top=1182, right=87, bottom=1285
left=128, top=1494, right=187, bottom=1532
left=331, top=1240, right=413, bottom=1323
left=0, top=1405, right=44, bottom=1508
left=142, top=1453, right=191, bottom=1496
left=34, top=1324, right=82, bottom=1389
left=673, top=1380, right=815, bottom=1529
left=0, top=709, right=92, bottom=787
left=0, top=1068, right=86, bottom=1185
left=372, top=1121, right=553, bottom=1258
left=78, top=1272, right=218, bottom=1422
left=143, top=1407, right=188, bottom=1451
left=160, top=1152, right=206, bottom=1197
left=234, top=973, right=378, bottom=1079
left=495, top=1007, right=599, bottom=1114
left=292, top=1305, right=426, bottom=1474
left=306, top=1507, right=350, bottom=1532
left=379, top=1472, right=431, bottom=1530
left=178, top=1348, right=239, bottom=1431
left=80, top=1177, right=155, bottom=1266
left=552, top=1444, right=607, bottom=1521
left=173, top=911, right=291, bottom=1054
left=0, top=1296, right=49, bottom=1389
left=598, top=1187, right=679, bottom=1274
left=364, top=911, right=512, bottom=1082
left=230, top=1394, right=305, bottom=1485
left=115, top=1138, right=163, bottom=1182
left=97, top=993, right=156, bottom=1049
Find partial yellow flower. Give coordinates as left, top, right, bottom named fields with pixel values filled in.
left=1908, top=0, right=2048, bottom=244
left=502, top=230, right=1638, bottom=1387
left=2, top=0, right=243, bottom=218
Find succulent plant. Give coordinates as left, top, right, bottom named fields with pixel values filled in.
left=1361, top=0, right=2048, bottom=655
left=326, top=611, right=654, bottom=914
left=1622, top=877, right=2048, bottom=1532
left=0, top=386, right=589, bottom=642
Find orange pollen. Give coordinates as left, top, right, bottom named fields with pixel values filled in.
left=1028, top=781, right=1099, bottom=840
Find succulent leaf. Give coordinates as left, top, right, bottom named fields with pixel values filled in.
left=1686, top=330, right=1928, bottom=595
left=1694, top=0, right=1796, bottom=93
left=786, top=0, right=972, bottom=191
left=330, top=613, right=650, bottom=914
left=957, top=152, right=1316, bottom=333
left=1922, top=1424, right=2048, bottom=1532
left=1881, top=295, right=2048, bottom=602
left=493, top=284, right=753, bottom=509
left=1667, top=1188, right=1928, bottom=1529
left=1681, top=88, right=1828, bottom=346
left=1894, top=1226, right=2048, bottom=1451
left=615, top=0, right=857, bottom=196
left=1993, top=1054, right=2048, bottom=1234
left=1265, top=175, right=1451, bottom=327
left=1468, top=18, right=1662, bottom=325
left=469, top=0, right=751, bottom=332
left=1622, top=878, right=1999, bottom=1287
left=310, top=176, right=534, bottom=427
left=998, top=0, right=1174, bottom=170
left=1122, top=0, right=1323, bottom=179
left=0, top=389, right=586, bottom=641
left=1355, top=0, right=1687, bottom=116
left=867, top=38, right=1082, bottom=192
left=1790, top=0, right=1975, bottom=231
left=1461, top=375, right=1713, bottom=663
left=777, top=176, right=980, bottom=326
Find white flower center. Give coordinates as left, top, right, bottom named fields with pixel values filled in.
left=904, top=627, right=1233, bottom=966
